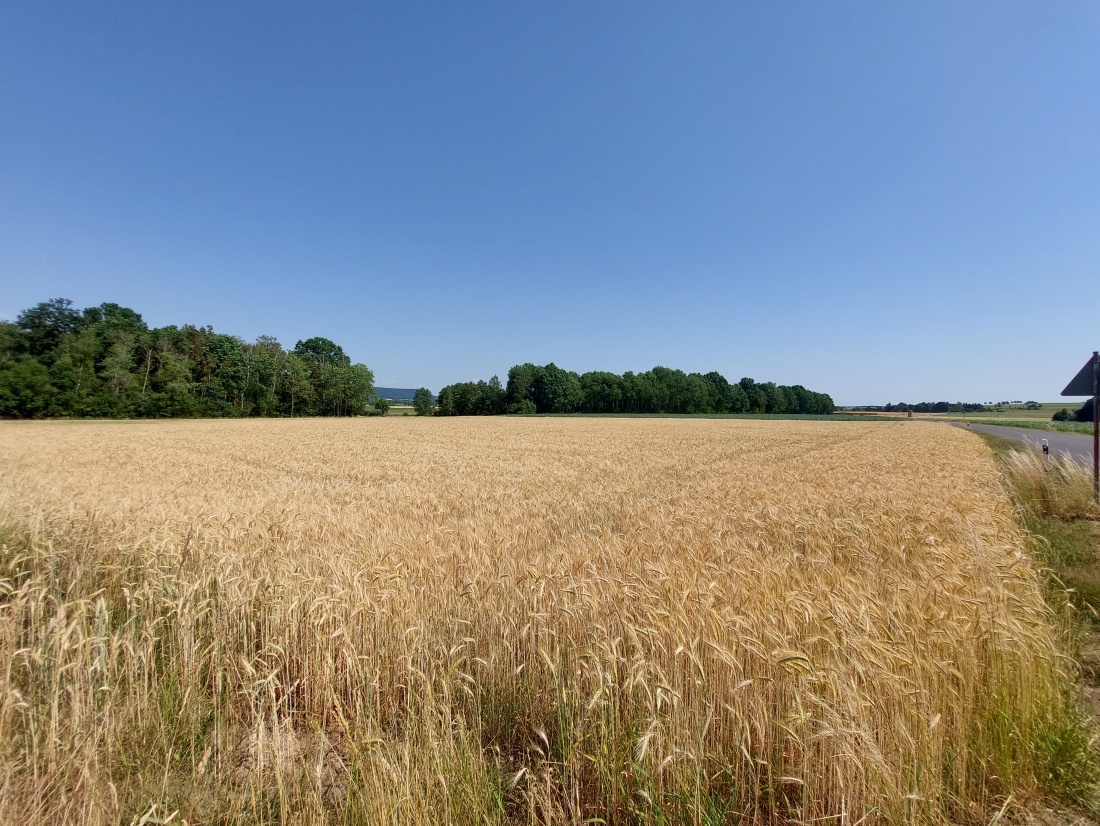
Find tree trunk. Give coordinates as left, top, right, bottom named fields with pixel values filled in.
left=141, top=349, right=153, bottom=394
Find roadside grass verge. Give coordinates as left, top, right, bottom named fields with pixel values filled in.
left=961, top=419, right=1095, bottom=435
left=978, top=432, right=1100, bottom=618
left=976, top=431, right=1100, bottom=813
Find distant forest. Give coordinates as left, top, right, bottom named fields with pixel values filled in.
left=1, top=297, right=837, bottom=420
left=872, top=401, right=991, bottom=413
left=437, top=364, right=835, bottom=416
left=0, top=298, right=375, bottom=418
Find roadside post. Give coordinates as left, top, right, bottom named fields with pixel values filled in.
left=1042, top=439, right=1049, bottom=465
left=1061, top=351, right=1100, bottom=500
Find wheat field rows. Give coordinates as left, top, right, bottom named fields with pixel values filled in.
left=0, top=418, right=1080, bottom=824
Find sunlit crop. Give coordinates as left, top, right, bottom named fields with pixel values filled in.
left=0, top=418, right=1080, bottom=824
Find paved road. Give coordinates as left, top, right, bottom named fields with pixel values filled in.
left=951, top=422, right=1094, bottom=465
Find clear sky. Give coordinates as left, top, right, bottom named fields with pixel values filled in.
left=2, top=2, right=1098, bottom=405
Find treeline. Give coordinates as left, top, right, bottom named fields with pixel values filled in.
left=437, top=363, right=834, bottom=416
left=0, top=298, right=375, bottom=418
left=1054, top=399, right=1094, bottom=422
left=877, top=401, right=989, bottom=413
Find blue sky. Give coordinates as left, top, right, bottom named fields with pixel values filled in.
left=1, top=2, right=1098, bottom=404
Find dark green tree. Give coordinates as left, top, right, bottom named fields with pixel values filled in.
left=280, top=354, right=315, bottom=417
left=700, top=371, right=733, bottom=413
left=506, top=363, right=541, bottom=410
left=532, top=363, right=583, bottom=413
left=580, top=371, right=624, bottom=413
left=330, top=363, right=375, bottom=416
left=293, top=337, right=349, bottom=371
left=413, top=387, right=435, bottom=416
left=1, top=297, right=839, bottom=420
left=436, top=386, right=456, bottom=416
left=17, top=298, right=84, bottom=359
left=0, top=358, right=55, bottom=417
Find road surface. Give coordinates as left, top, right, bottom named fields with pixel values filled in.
left=951, top=422, right=1094, bottom=465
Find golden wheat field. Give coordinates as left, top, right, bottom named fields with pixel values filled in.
left=0, top=418, right=1082, bottom=825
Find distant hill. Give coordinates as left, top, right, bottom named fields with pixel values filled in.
left=376, top=387, right=431, bottom=403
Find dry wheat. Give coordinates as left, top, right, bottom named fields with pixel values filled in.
left=0, top=418, right=1078, bottom=824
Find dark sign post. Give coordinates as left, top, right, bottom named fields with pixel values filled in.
left=1061, top=351, right=1100, bottom=500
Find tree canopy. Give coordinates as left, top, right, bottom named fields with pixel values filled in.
left=412, top=387, right=435, bottom=416
left=0, top=297, right=375, bottom=418
left=436, top=363, right=834, bottom=416
left=872, top=401, right=987, bottom=414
